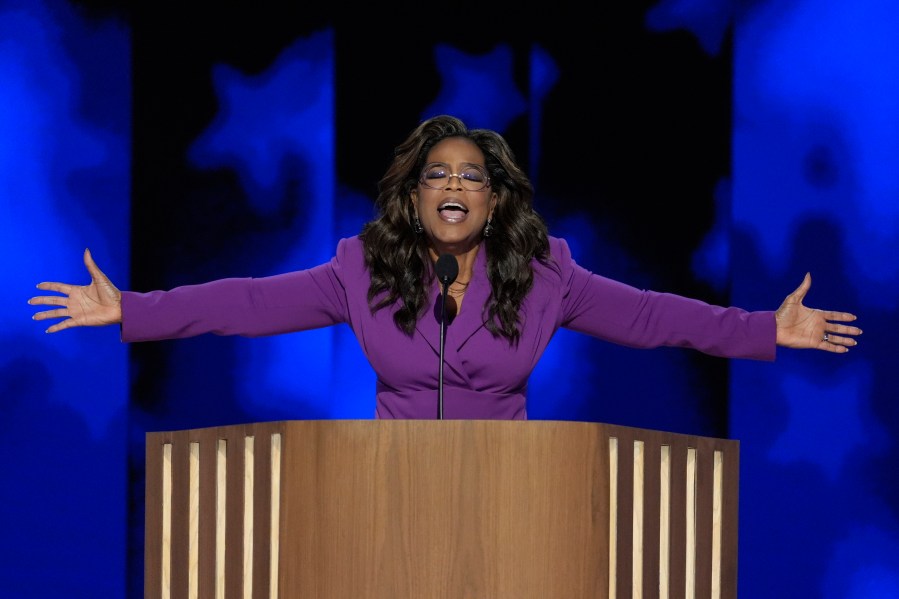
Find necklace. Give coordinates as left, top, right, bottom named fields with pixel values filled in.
left=446, top=280, right=470, bottom=297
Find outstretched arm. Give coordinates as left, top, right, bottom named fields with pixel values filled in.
left=775, top=273, right=861, bottom=353
left=29, top=248, right=122, bottom=333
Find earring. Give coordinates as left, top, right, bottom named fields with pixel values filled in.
left=483, top=218, right=494, bottom=238
left=413, top=215, right=424, bottom=234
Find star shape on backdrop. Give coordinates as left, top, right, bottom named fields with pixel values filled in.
left=188, top=29, right=334, bottom=213
left=423, top=43, right=527, bottom=133
left=768, top=364, right=885, bottom=483
left=644, top=0, right=737, bottom=56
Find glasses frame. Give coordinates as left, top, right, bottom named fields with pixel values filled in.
left=418, top=162, right=491, bottom=192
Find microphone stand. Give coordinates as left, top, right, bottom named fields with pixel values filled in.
left=434, top=253, right=458, bottom=420
left=438, top=278, right=449, bottom=420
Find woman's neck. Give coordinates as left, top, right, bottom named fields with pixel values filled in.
left=428, top=243, right=480, bottom=285
left=429, top=243, right=479, bottom=316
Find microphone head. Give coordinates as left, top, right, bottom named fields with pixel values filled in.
left=435, top=254, right=459, bottom=285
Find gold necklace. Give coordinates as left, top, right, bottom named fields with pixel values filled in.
left=446, top=280, right=470, bottom=297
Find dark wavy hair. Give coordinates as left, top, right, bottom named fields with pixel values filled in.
left=359, top=115, right=550, bottom=344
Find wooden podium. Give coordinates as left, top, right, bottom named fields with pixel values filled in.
left=145, top=420, right=738, bottom=598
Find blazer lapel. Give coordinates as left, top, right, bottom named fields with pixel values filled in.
left=414, top=243, right=491, bottom=387
left=448, top=244, right=491, bottom=352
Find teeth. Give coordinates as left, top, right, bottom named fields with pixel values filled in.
left=439, top=202, right=467, bottom=212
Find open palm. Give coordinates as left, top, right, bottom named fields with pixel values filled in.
left=29, top=248, right=122, bottom=333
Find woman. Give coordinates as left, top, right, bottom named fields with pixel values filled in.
left=29, top=115, right=862, bottom=419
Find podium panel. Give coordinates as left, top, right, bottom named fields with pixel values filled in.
left=145, top=420, right=738, bottom=598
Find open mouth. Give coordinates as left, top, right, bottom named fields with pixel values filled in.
left=438, top=201, right=469, bottom=215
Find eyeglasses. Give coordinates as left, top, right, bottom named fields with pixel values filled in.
left=419, top=162, right=490, bottom=192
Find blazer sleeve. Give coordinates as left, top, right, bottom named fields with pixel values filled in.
left=552, top=237, right=777, bottom=361
left=120, top=238, right=355, bottom=342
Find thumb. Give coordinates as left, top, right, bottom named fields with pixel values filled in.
left=83, top=248, right=107, bottom=282
left=789, top=272, right=812, bottom=303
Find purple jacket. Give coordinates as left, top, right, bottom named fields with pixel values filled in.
left=121, top=236, right=776, bottom=419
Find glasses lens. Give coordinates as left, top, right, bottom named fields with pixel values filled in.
left=422, top=164, right=449, bottom=187
left=459, top=166, right=488, bottom=190
left=421, top=164, right=489, bottom=191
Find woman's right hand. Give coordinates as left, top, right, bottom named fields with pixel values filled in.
left=29, top=248, right=123, bottom=333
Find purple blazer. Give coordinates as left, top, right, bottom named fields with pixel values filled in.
left=121, top=236, right=776, bottom=419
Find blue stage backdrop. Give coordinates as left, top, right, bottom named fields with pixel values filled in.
left=1, top=0, right=130, bottom=597
left=729, top=0, right=899, bottom=596
left=2, top=1, right=897, bottom=597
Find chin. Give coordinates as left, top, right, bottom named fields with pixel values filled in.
left=429, top=234, right=480, bottom=252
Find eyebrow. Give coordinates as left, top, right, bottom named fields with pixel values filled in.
left=425, top=161, right=487, bottom=169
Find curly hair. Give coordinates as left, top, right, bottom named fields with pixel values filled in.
left=359, top=115, right=550, bottom=344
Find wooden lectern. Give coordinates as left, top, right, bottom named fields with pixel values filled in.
left=145, top=420, right=738, bottom=598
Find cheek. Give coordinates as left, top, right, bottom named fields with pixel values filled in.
left=479, top=196, right=496, bottom=214
left=415, top=191, right=442, bottom=213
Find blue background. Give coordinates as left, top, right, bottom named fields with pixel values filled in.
left=2, top=1, right=897, bottom=597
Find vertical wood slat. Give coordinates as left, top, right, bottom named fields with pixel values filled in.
left=609, top=437, right=618, bottom=599
left=684, top=444, right=696, bottom=599
left=269, top=434, right=282, bottom=599
left=215, top=439, right=227, bottom=599
left=242, top=436, right=254, bottom=598
left=632, top=440, right=645, bottom=598
left=188, top=442, right=199, bottom=599
left=659, top=444, right=672, bottom=599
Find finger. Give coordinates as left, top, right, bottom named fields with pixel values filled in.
left=45, top=318, right=77, bottom=334
left=828, top=324, right=863, bottom=339
left=821, top=310, right=858, bottom=323
left=36, top=281, right=75, bottom=295
left=28, top=295, right=68, bottom=307
left=32, top=308, right=70, bottom=322
left=824, top=334, right=858, bottom=347
left=821, top=340, right=850, bottom=354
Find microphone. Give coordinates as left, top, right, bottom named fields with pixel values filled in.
left=435, top=254, right=458, bottom=419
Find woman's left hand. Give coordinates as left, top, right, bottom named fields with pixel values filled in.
left=774, top=273, right=862, bottom=353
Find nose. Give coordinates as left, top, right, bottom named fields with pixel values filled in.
left=445, top=173, right=464, bottom=189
